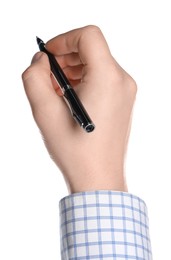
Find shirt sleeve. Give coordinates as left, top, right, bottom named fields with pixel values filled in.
left=59, top=191, right=152, bottom=260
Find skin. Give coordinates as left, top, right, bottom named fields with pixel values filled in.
left=22, top=25, right=137, bottom=194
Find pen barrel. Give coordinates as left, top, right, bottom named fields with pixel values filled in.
left=64, top=87, right=95, bottom=133
left=47, top=53, right=70, bottom=88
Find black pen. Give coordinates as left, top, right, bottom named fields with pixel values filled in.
left=36, top=37, right=95, bottom=133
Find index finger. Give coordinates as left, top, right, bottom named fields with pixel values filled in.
left=46, top=25, right=112, bottom=65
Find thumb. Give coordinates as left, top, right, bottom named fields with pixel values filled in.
left=22, top=52, right=72, bottom=136
left=22, top=52, right=57, bottom=113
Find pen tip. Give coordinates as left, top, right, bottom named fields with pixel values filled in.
left=36, top=36, right=43, bottom=45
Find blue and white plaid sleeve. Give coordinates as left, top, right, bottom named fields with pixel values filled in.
left=59, top=191, right=152, bottom=260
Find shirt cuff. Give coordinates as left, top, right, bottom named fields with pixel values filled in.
left=59, top=191, right=152, bottom=260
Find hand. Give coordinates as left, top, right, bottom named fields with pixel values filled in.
left=22, top=25, right=137, bottom=193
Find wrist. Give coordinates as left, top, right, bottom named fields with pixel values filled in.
left=66, top=169, right=128, bottom=194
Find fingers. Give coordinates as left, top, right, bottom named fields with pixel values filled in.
left=46, top=25, right=112, bottom=66
left=63, top=64, right=83, bottom=80
left=57, top=53, right=82, bottom=69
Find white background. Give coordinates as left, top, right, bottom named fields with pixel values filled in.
left=0, top=0, right=170, bottom=259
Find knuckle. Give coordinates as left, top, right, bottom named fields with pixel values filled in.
left=84, top=25, right=102, bottom=34
left=22, top=66, right=34, bottom=83
left=22, top=52, right=47, bottom=84
left=127, top=76, right=137, bottom=95
left=21, top=67, right=30, bottom=81
left=113, top=71, right=137, bottom=98
left=116, top=69, right=137, bottom=95
left=22, top=64, right=45, bottom=92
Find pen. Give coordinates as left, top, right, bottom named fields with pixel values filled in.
left=36, top=37, right=95, bottom=133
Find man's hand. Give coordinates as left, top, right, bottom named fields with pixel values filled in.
left=22, top=25, right=137, bottom=193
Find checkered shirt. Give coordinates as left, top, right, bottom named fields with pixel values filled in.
left=59, top=191, right=152, bottom=260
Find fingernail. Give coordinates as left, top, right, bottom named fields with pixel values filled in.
left=31, top=52, right=44, bottom=64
